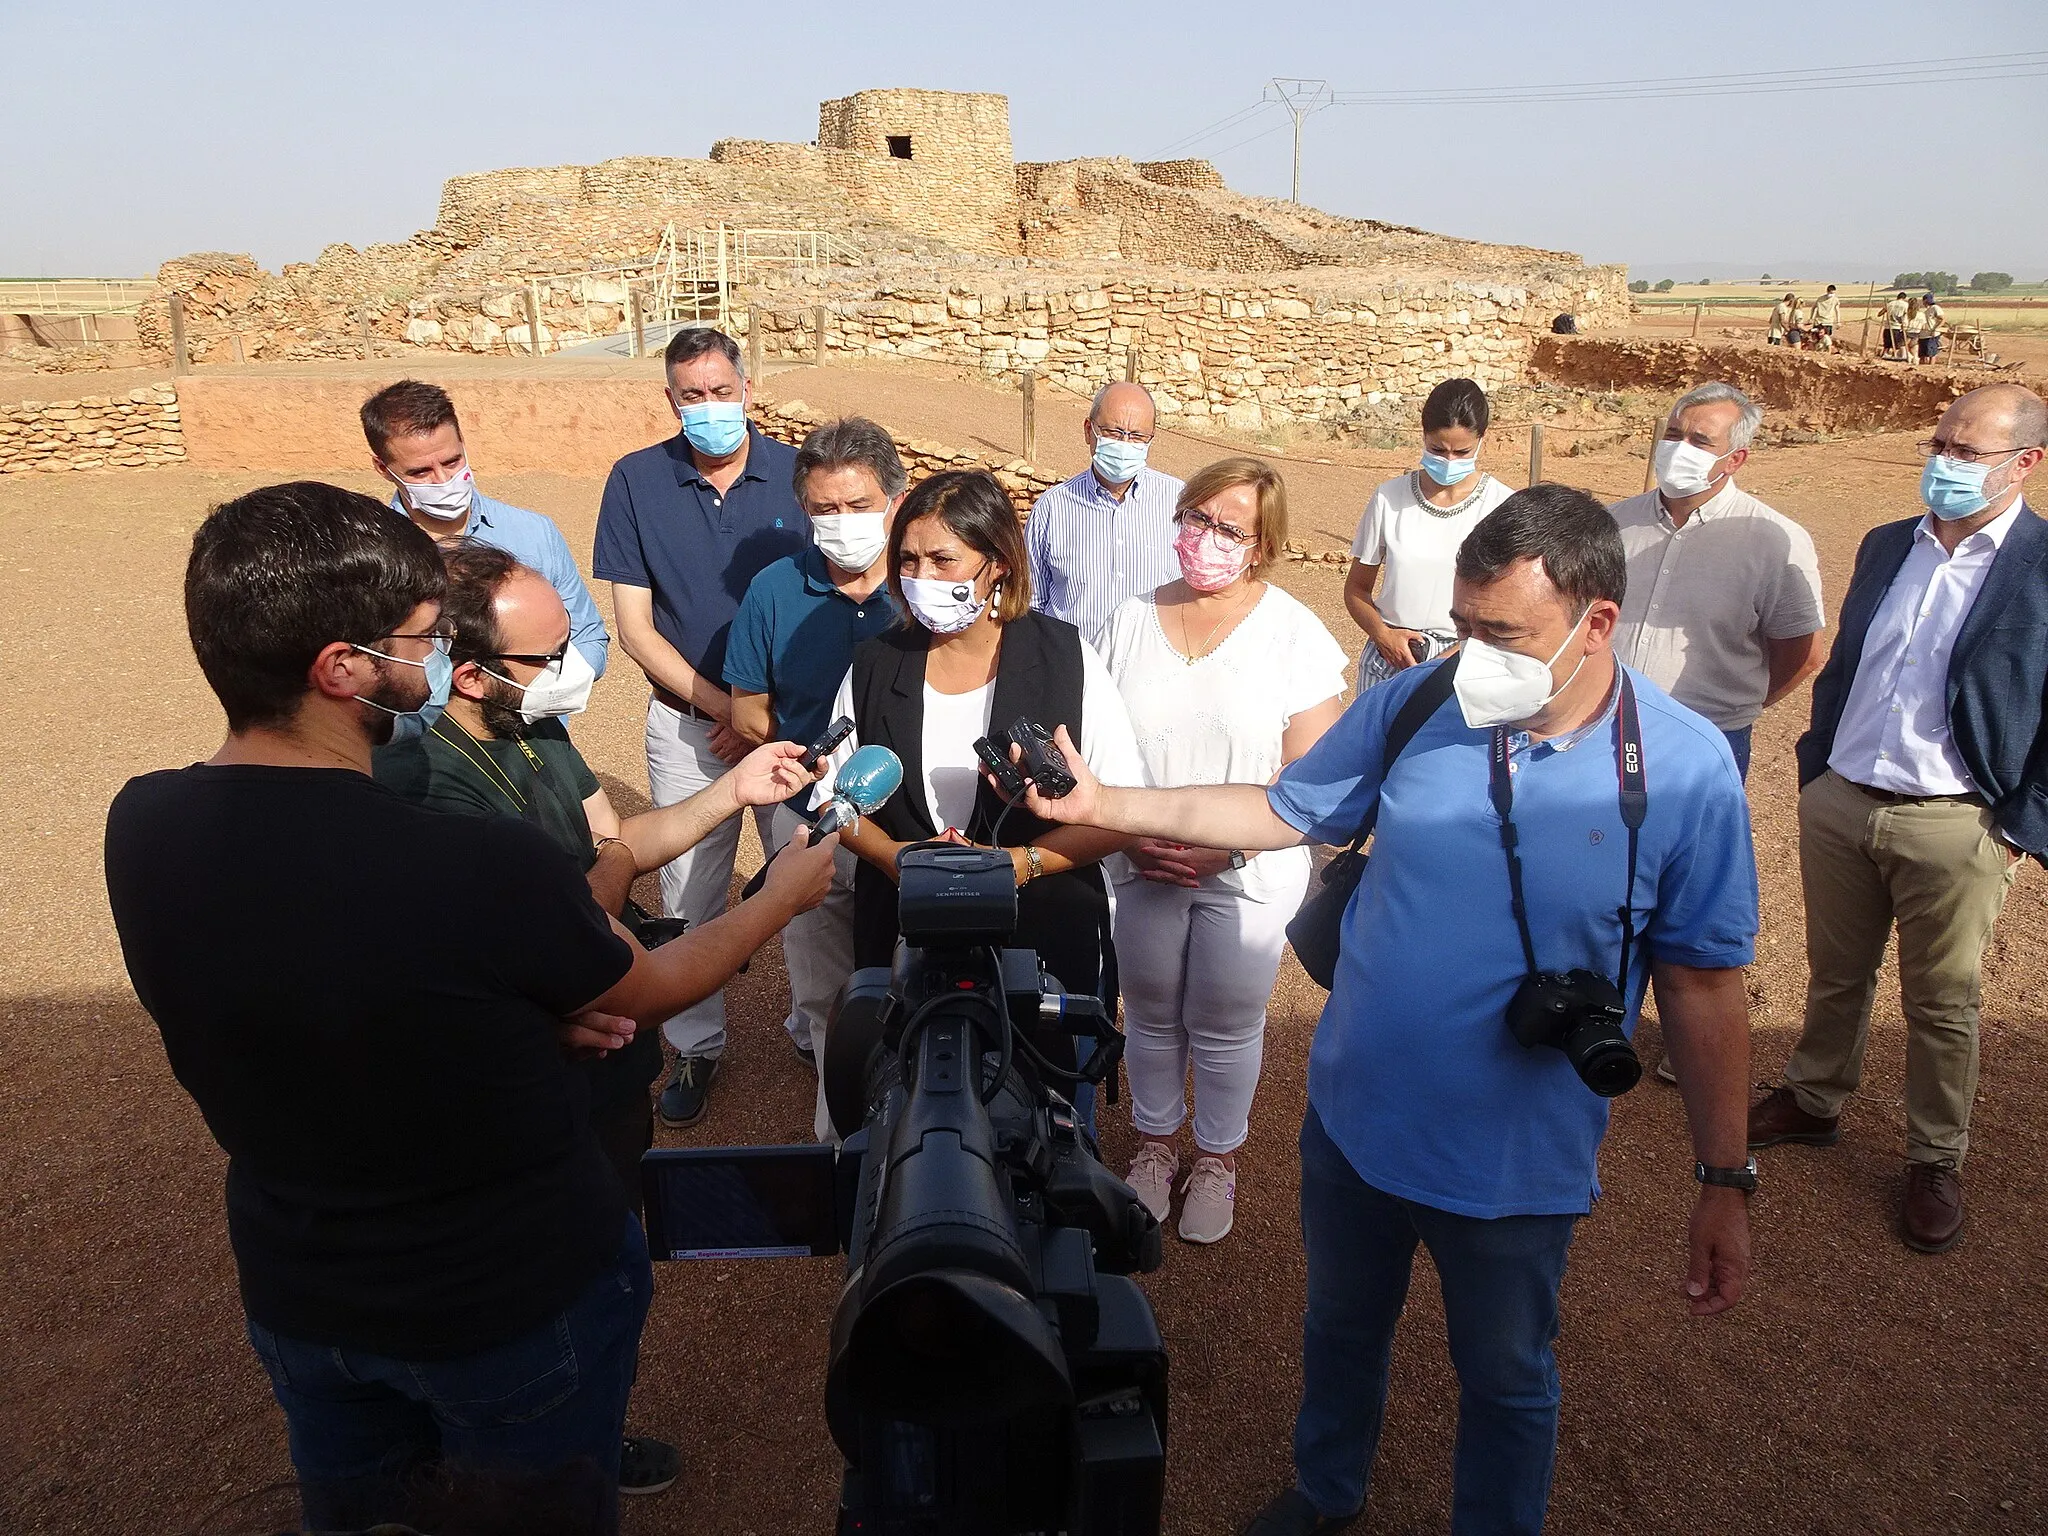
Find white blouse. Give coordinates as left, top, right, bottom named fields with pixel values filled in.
left=816, top=637, right=1147, bottom=833
left=1096, top=585, right=1349, bottom=900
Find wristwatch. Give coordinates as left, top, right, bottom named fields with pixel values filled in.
left=1021, top=845, right=1043, bottom=885
left=1227, top=850, right=1248, bottom=870
left=1694, top=1157, right=1759, bottom=1194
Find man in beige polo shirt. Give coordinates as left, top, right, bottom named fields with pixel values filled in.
left=1609, top=381, right=1828, bottom=1081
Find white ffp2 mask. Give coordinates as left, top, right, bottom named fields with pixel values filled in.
left=1452, top=610, right=1591, bottom=729
left=398, top=466, right=476, bottom=521
left=484, top=644, right=596, bottom=724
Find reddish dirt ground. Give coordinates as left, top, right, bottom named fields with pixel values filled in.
left=3, top=367, right=2046, bottom=1536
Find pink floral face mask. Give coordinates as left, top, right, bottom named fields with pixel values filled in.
left=1174, top=519, right=1252, bottom=592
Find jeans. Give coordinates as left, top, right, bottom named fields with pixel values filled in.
left=1293, top=1108, right=1577, bottom=1534
left=246, top=1216, right=654, bottom=1535
left=1721, top=725, right=1752, bottom=781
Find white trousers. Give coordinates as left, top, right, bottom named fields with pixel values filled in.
left=1112, top=866, right=1308, bottom=1155
left=771, top=803, right=859, bottom=1144
left=645, top=699, right=775, bottom=1059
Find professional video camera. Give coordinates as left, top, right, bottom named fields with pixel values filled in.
left=643, top=841, right=1168, bottom=1536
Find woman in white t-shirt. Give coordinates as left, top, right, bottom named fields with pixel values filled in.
left=1343, top=378, right=1513, bottom=690
left=1097, top=458, right=1348, bottom=1245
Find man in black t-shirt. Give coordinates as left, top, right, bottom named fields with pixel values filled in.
left=104, top=483, right=837, bottom=1535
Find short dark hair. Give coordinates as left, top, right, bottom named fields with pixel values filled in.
left=185, top=482, right=445, bottom=731
left=1422, top=378, right=1491, bottom=437
left=888, top=471, right=1031, bottom=624
left=794, top=416, right=908, bottom=502
left=663, top=326, right=743, bottom=379
left=1455, top=484, right=1625, bottom=613
left=439, top=543, right=523, bottom=665
left=361, top=380, right=461, bottom=459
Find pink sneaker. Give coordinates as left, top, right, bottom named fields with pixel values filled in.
left=1179, top=1156, right=1236, bottom=1244
left=1125, top=1142, right=1179, bottom=1222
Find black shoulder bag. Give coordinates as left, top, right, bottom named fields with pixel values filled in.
left=1286, top=654, right=1461, bottom=990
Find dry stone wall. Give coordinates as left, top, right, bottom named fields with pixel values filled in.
left=1, top=387, right=183, bottom=473
left=750, top=266, right=1597, bottom=428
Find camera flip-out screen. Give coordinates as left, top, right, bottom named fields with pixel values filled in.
left=641, top=1146, right=840, bottom=1260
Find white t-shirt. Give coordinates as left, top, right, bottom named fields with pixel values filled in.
left=1349, top=471, right=1514, bottom=633
left=1097, top=585, right=1349, bottom=900
left=817, top=637, right=1147, bottom=832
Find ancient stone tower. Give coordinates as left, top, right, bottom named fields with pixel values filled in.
left=815, top=89, right=1021, bottom=256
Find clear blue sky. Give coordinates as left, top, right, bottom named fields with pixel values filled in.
left=4, top=0, right=2042, bottom=281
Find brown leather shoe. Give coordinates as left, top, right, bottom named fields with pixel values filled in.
left=1747, top=1086, right=1840, bottom=1149
left=1902, top=1161, right=1964, bottom=1254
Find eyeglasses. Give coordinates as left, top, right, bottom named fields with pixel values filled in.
left=1177, top=508, right=1257, bottom=547
left=365, top=628, right=454, bottom=653
left=478, top=641, right=570, bottom=669
left=1915, top=439, right=2023, bottom=463
left=1092, top=424, right=1155, bottom=444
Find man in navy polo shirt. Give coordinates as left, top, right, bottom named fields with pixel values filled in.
left=1013, top=485, right=1759, bottom=1536
left=726, top=417, right=905, bottom=1140
left=593, top=327, right=805, bottom=1126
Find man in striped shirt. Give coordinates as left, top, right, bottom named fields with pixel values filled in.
left=1026, top=382, right=1185, bottom=644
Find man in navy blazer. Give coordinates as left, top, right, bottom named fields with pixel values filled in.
left=1750, top=383, right=2045, bottom=1255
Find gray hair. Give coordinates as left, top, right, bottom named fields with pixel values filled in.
left=793, top=416, right=908, bottom=503
left=1670, top=381, right=1764, bottom=452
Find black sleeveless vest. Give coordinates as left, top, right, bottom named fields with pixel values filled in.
left=847, top=612, right=1114, bottom=1005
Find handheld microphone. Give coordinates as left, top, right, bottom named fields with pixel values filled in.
left=813, top=745, right=904, bottom=839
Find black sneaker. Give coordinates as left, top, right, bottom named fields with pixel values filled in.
left=1243, top=1489, right=1358, bottom=1536
left=795, top=1038, right=817, bottom=1066
left=619, top=1434, right=680, bottom=1497
left=657, top=1054, right=722, bottom=1128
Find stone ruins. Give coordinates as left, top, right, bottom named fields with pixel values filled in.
left=134, top=88, right=1628, bottom=430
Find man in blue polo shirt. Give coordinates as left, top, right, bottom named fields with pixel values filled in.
left=1011, top=485, right=1759, bottom=1536
left=726, top=417, right=905, bottom=1140
left=593, top=327, right=806, bottom=1127
left=362, top=380, right=609, bottom=679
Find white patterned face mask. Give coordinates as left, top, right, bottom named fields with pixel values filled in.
left=901, top=570, right=990, bottom=635
left=394, top=465, right=475, bottom=520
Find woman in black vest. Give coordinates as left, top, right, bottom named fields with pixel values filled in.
left=817, top=470, right=1144, bottom=1022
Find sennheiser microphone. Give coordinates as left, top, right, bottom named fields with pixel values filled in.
left=813, top=745, right=904, bottom=839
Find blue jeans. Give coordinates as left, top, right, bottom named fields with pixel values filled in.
left=1721, top=726, right=1753, bottom=781
left=1293, top=1108, right=1577, bottom=1534
left=246, top=1216, right=653, bottom=1535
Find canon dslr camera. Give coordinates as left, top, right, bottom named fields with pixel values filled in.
left=1506, top=968, right=1642, bottom=1097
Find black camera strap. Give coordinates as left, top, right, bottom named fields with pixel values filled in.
left=1486, top=671, right=1647, bottom=995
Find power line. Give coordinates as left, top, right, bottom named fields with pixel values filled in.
left=1326, top=50, right=2048, bottom=103
left=1153, top=100, right=1274, bottom=157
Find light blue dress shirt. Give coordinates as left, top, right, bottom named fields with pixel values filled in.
left=1025, top=465, right=1185, bottom=646
left=392, top=490, right=610, bottom=677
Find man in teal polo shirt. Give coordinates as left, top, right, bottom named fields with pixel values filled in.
left=726, top=418, right=904, bottom=1140
left=1010, top=485, right=1759, bottom=1536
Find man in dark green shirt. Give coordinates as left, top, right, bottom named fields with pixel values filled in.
left=374, top=543, right=819, bottom=1501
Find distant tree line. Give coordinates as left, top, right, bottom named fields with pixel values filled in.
left=1886, top=272, right=2014, bottom=294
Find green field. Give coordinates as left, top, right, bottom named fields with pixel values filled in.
left=1634, top=282, right=2048, bottom=331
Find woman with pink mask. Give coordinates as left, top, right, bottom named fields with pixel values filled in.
left=1096, top=458, right=1348, bottom=1244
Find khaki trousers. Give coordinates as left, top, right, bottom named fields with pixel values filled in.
left=1786, top=769, right=2019, bottom=1165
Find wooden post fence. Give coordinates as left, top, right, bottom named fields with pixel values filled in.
left=359, top=306, right=372, bottom=360
left=1642, top=428, right=1660, bottom=493
left=169, top=293, right=189, bottom=375
left=1021, top=370, right=1037, bottom=463
left=1124, top=345, right=1138, bottom=383
left=1527, top=423, right=1544, bottom=487
left=525, top=284, right=543, bottom=358
left=813, top=305, right=827, bottom=364
left=1690, top=303, right=1703, bottom=338
left=629, top=290, right=645, bottom=359
left=747, top=316, right=763, bottom=381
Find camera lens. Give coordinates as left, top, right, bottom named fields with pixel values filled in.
left=1559, top=1017, right=1642, bottom=1098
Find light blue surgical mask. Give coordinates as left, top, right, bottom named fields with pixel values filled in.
left=1920, top=451, right=2019, bottom=522
left=678, top=400, right=748, bottom=458
left=1421, top=450, right=1477, bottom=488
left=354, top=641, right=453, bottom=740
left=1091, top=435, right=1149, bottom=484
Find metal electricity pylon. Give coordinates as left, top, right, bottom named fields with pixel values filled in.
left=1264, top=78, right=1333, bottom=203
